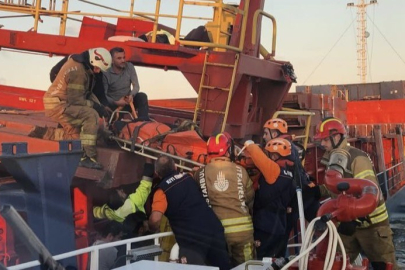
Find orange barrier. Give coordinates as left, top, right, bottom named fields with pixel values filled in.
left=347, top=99, right=405, bottom=124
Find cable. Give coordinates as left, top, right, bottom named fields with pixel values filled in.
left=368, top=4, right=376, bottom=82
left=303, top=17, right=357, bottom=85
left=367, top=13, right=405, bottom=67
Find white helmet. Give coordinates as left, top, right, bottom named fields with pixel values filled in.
left=88, top=47, right=111, bottom=72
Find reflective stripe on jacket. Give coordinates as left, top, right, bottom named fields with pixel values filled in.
left=44, top=58, right=94, bottom=110
left=195, top=157, right=254, bottom=235
left=322, top=138, right=388, bottom=227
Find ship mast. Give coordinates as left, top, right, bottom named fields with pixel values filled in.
left=347, top=0, right=377, bottom=83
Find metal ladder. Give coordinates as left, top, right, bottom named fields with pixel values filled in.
left=193, top=51, right=240, bottom=132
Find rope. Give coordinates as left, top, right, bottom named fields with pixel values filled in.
left=367, top=13, right=405, bottom=67
left=303, top=16, right=357, bottom=85
left=368, top=5, right=376, bottom=82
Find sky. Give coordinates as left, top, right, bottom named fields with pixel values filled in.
left=0, top=0, right=404, bottom=100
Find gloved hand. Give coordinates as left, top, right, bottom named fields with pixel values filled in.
left=92, top=103, right=109, bottom=118
left=143, top=162, right=155, bottom=180
left=337, top=220, right=360, bottom=236
left=93, top=204, right=125, bottom=222
left=244, top=140, right=255, bottom=147
left=93, top=204, right=110, bottom=219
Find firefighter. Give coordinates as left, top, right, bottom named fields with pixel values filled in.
left=93, top=162, right=154, bottom=222
left=149, top=155, right=231, bottom=270
left=244, top=138, right=296, bottom=259
left=29, top=47, right=112, bottom=169
left=194, top=132, right=255, bottom=266
left=313, top=117, right=397, bottom=270
left=263, top=118, right=320, bottom=257
left=103, top=47, right=149, bottom=120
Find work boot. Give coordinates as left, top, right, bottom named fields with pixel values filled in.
left=78, top=157, right=103, bottom=170
left=28, top=126, right=48, bottom=139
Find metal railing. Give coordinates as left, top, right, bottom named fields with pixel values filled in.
left=113, top=136, right=204, bottom=171
left=252, top=9, right=277, bottom=57
left=272, top=108, right=315, bottom=165
left=8, top=231, right=174, bottom=270
left=377, top=161, right=405, bottom=199
left=0, top=0, right=251, bottom=53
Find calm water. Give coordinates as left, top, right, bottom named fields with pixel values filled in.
left=391, top=219, right=405, bottom=269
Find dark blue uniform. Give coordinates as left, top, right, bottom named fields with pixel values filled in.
left=253, top=168, right=296, bottom=259
left=158, top=172, right=230, bottom=270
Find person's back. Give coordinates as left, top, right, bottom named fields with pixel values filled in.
left=159, top=172, right=224, bottom=243
left=200, top=159, right=253, bottom=220
left=149, top=156, right=230, bottom=270
left=44, top=57, right=87, bottom=111
left=195, top=132, right=255, bottom=266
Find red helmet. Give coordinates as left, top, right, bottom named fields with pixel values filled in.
left=263, top=118, right=288, bottom=134
left=314, top=118, right=346, bottom=140
left=265, top=138, right=291, bottom=157
left=207, top=133, right=231, bottom=157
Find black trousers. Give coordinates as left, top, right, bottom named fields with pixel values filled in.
left=178, top=231, right=231, bottom=270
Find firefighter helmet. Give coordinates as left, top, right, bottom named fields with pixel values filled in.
left=263, top=118, right=288, bottom=134
left=207, top=133, right=232, bottom=157
left=265, top=138, right=292, bottom=157
left=314, top=118, right=346, bottom=140
left=88, top=47, right=112, bottom=72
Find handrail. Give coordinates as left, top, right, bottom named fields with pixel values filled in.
left=0, top=0, right=251, bottom=54
left=8, top=232, right=174, bottom=270
left=273, top=108, right=315, bottom=162
left=252, top=9, right=277, bottom=57
left=175, top=0, right=250, bottom=52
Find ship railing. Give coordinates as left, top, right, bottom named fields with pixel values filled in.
left=377, top=160, right=405, bottom=198
left=7, top=231, right=174, bottom=270
left=0, top=0, right=255, bottom=53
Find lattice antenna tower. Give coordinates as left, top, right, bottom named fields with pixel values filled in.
left=347, top=0, right=377, bottom=83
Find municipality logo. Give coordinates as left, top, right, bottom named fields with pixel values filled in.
left=214, top=171, right=229, bottom=192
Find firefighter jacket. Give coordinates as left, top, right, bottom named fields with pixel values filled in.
left=44, top=56, right=96, bottom=114
left=194, top=157, right=254, bottom=236
left=93, top=178, right=152, bottom=223
left=157, top=172, right=225, bottom=249
left=321, top=138, right=389, bottom=228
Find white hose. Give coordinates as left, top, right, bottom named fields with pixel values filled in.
left=281, top=217, right=347, bottom=270
left=169, top=243, right=179, bottom=263
left=296, top=188, right=306, bottom=239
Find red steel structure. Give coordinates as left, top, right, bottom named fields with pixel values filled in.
left=0, top=1, right=295, bottom=267
left=0, top=1, right=402, bottom=269
left=0, top=0, right=294, bottom=138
